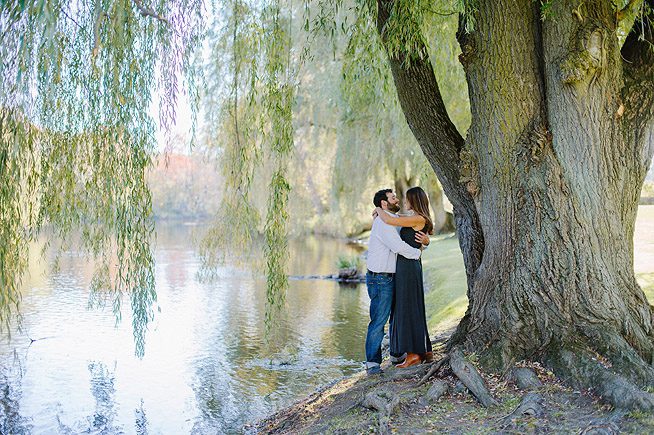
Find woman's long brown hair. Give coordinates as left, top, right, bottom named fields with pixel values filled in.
left=405, top=186, right=434, bottom=235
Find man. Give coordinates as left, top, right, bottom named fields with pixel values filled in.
left=365, top=189, right=430, bottom=375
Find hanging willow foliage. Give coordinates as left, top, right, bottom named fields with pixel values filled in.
left=200, top=0, right=295, bottom=335
left=332, top=0, right=471, bottom=212
left=0, top=0, right=204, bottom=356
left=260, top=3, right=294, bottom=331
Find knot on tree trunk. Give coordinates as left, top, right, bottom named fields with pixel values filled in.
left=518, top=118, right=553, bottom=165
left=459, top=149, right=480, bottom=197
left=559, top=21, right=605, bottom=87
left=458, top=39, right=476, bottom=68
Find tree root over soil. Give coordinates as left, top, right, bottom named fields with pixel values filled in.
left=545, top=344, right=654, bottom=411
left=362, top=389, right=400, bottom=433
left=253, top=341, right=654, bottom=434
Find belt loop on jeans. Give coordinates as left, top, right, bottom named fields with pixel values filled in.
left=367, top=270, right=394, bottom=277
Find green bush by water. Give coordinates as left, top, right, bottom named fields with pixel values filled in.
left=337, top=255, right=362, bottom=271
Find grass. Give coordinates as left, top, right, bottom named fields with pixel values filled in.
left=636, top=205, right=654, bottom=298
left=420, top=234, right=468, bottom=330
left=642, top=182, right=654, bottom=199
left=640, top=273, right=654, bottom=300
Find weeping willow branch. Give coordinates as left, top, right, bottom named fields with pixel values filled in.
left=199, top=0, right=262, bottom=276
left=200, top=0, right=295, bottom=335
left=0, top=0, right=204, bottom=356
left=203, top=0, right=470, bottom=331
left=261, top=2, right=295, bottom=331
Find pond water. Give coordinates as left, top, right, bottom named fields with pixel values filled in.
left=1, top=206, right=653, bottom=434
left=0, top=226, right=380, bottom=434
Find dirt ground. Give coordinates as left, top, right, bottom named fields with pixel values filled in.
left=250, top=357, right=654, bottom=434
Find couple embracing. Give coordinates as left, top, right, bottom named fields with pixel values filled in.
left=365, top=187, right=434, bottom=375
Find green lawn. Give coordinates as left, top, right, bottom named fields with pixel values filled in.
left=421, top=234, right=467, bottom=331
left=635, top=205, right=654, bottom=298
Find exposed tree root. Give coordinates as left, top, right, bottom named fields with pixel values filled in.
left=449, top=348, right=498, bottom=407
left=582, top=328, right=654, bottom=389
left=362, top=389, right=400, bottom=434
left=418, top=355, right=449, bottom=386
left=507, top=367, right=543, bottom=390
left=422, top=380, right=449, bottom=404
left=578, top=410, right=625, bottom=435
left=418, top=335, right=654, bottom=414
left=499, top=392, right=544, bottom=425
left=417, top=348, right=497, bottom=407
left=420, top=329, right=654, bottom=415
left=546, top=345, right=654, bottom=411
left=387, top=364, right=429, bottom=381
left=362, top=389, right=399, bottom=416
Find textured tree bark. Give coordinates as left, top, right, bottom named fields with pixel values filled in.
left=377, top=0, right=654, bottom=409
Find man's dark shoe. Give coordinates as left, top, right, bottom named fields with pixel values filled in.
left=366, top=365, right=383, bottom=376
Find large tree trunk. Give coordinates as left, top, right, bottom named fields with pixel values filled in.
left=377, top=0, right=654, bottom=410
left=377, top=2, right=486, bottom=347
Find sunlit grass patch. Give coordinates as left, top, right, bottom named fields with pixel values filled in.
left=421, top=235, right=468, bottom=331
left=639, top=273, right=654, bottom=301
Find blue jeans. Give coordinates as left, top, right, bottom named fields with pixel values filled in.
left=365, top=272, right=394, bottom=367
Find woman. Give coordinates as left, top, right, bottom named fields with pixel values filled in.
left=374, top=186, right=434, bottom=368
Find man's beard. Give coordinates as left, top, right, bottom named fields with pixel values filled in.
left=387, top=203, right=400, bottom=213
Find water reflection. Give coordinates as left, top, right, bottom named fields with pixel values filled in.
left=134, top=400, right=148, bottom=435
left=0, top=225, right=370, bottom=433
left=53, top=362, right=123, bottom=434
left=0, top=370, right=33, bottom=434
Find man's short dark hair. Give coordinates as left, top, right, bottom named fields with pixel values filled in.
left=373, top=189, right=393, bottom=208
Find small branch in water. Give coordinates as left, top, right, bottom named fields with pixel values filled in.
left=26, top=335, right=56, bottom=347
left=288, top=274, right=366, bottom=284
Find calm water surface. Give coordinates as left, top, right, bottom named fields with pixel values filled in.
left=0, top=226, right=376, bottom=434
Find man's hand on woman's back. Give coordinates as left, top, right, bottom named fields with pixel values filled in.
left=415, top=231, right=430, bottom=247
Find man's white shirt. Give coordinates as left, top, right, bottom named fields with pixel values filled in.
left=366, top=211, right=421, bottom=273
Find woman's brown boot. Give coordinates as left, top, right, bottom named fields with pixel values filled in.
left=420, top=352, right=434, bottom=364
left=421, top=352, right=434, bottom=363
left=397, top=352, right=421, bottom=368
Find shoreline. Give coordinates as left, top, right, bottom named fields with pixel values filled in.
left=249, top=353, right=654, bottom=434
